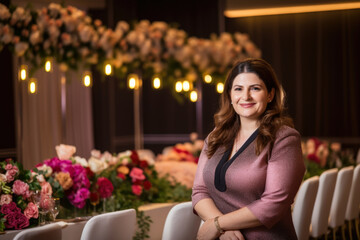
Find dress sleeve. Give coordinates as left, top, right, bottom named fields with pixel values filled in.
left=192, top=138, right=211, bottom=210
left=246, top=127, right=305, bottom=229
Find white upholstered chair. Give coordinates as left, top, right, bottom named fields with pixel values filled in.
left=80, top=209, right=136, bottom=240
left=13, top=223, right=62, bottom=240
left=292, top=176, right=319, bottom=240
left=328, top=166, right=354, bottom=240
left=345, top=164, right=360, bottom=240
left=310, top=168, right=338, bottom=239
left=162, top=201, right=201, bottom=240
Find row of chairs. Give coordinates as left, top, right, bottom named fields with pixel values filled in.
left=292, top=164, right=360, bottom=240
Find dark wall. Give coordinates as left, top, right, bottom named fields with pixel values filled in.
left=225, top=9, right=360, bottom=148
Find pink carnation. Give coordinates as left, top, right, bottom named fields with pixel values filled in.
left=12, top=180, right=29, bottom=196
left=96, top=177, right=114, bottom=199
left=40, top=194, right=52, bottom=211
left=129, top=167, right=145, bottom=182
left=24, top=202, right=38, bottom=219
left=132, top=185, right=143, bottom=196
left=0, top=194, right=12, bottom=205
left=5, top=212, right=29, bottom=229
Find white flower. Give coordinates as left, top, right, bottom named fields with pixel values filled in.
left=0, top=173, right=6, bottom=182
left=0, top=4, right=11, bottom=20
left=37, top=165, right=53, bottom=177
left=29, top=30, right=42, bottom=45
left=36, top=174, right=45, bottom=183
left=91, top=149, right=101, bottom=158
left=74, top=156, right=89, bottom=167
left=14, top=42, right=29, bottom=56
left=115, top=21, right=129, bottom=33
left=55, top=144, right=76, bottom=160
left=88, top=156, right=108, bottom=174
left=79, top=25, right=94, bottom=42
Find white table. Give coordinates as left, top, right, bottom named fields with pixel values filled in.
left=1, top=202, right=177, bottom=240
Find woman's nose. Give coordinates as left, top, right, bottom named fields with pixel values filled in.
left=242, top=90, right=251, bottom=100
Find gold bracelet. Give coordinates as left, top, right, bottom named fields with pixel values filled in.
left=214, top=216, right=224, bottom=234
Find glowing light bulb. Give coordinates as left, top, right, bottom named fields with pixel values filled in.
left=153, top=77, right=161, bottom=89
left=19, top=65, right=27, bottom=81
left=83, top=71, right=92, bottom=87
left=175, top=81, right=182, bottom=92
left=190, top=90, right=198, bottom=102
left=182, top=80, right=190, bottom=92
left=105, top=64, right=112, bottom=75
left=204, top=74, right=212, bottom=83
left=28, top=78, right=37, bottom=94
left=217, top=82, right=224, bottom=93
left=45, top=59, right=52, bottom=72
left=128, top=77, right=136, bottom=89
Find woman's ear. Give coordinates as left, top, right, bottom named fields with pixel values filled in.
left=268, top=88, right=275, bottom=102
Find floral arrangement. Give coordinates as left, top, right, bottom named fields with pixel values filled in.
left=154, top=133, right=203, bottom=188
left=33, top=144, right=91, bottom=210
left=0, top=159, right=41, bottom=232
left=302, top=138, right=356, bottom=179
left=0, top=3, right=261, bottom=99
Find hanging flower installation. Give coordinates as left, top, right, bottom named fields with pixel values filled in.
left=0, top=3, right=261, bottom=99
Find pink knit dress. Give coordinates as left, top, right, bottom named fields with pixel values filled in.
left=192, top=126, right=305, bottom=240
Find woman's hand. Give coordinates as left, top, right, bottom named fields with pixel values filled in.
left=196, top=218, right=220, bottom=240
left=219, top=230, right=245, bottom=240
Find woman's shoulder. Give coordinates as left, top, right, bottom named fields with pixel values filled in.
left=275, top=125, right=301, bottom=140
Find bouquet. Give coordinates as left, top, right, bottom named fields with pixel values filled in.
left=33, top=144, right=91, bottom=211
left=0, top=159, right=41, bottom=232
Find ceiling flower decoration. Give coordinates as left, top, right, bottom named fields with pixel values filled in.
left=0, top=3, right=261, bottom=99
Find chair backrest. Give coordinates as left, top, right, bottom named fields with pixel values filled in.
left=310, top=168, right=338, bottom=238
left=292, top=176, right=319, bottom=240
left=162, top=201, right=201, bottom=240
left=345, top=164, right=360, bottom=221
left=13, top=223, right=62, bottom=240
left=328, top=166, right=354, bottom=228
left=80, top=209, right=136, bottom=240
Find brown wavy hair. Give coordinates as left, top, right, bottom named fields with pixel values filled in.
left=207, top=58, right=294, bottom=158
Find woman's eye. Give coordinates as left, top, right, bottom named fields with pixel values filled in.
left=251, top=86, right=261, bottom=91
left=234, top=87, right=242, bottom=91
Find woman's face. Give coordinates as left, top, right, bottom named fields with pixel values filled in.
left=230, top=72, right=274, bottom=123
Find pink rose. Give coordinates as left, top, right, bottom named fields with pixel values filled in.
left=24, top=202, right=38, bottom=219
left=132, top=185, right=143, bottom=196
left=129, top=167, right=145, bottom=182
left=5, top=212, right=29, bottom=229
left=96, top=177, right=114, bottom=199
left=40, top=181, right=53, bottom=196
left=5, top=169, right=18, bottom=182
left=55, top=144, right=76, bottom=160
left=0, top=194, right=12, bottom=205
left=5, top=164, right=13, bottom=170
left=12, top=180, right=29, bottom=196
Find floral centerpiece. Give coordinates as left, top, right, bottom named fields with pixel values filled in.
left=302, top=138, right=356, bottom=179
left=0, top=159, right=41, bottom=232
left=154, top=133, right=203, bottom=188
left=33, top=144, right=91, bottom=215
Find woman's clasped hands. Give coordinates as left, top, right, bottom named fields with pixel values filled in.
left=197, top=217, right=245, bottom=240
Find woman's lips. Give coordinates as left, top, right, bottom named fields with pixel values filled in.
left=239, top=103, right=255, bottom=108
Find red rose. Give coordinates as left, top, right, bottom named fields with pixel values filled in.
left=117, top=173, right=126, bottom=180
left=130, top=151, right=140, bottom=165
left=143, top=180, right=152, bottom=190
left=85, top=167, right=94, bottom=179
left=1, top=202, right=21, bottom=215
left=139, top=160, right=148, bottom=169
left=96, top=177, right=114, bottom=199
left=5, top=212, right=30, bottom=229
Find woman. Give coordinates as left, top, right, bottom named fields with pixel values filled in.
left=192, top=58, right=305, bottom=240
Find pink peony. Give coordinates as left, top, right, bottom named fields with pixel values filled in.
left=12, top=180, right=29, bottom=196
left=24, top=202, right=38, bottom=219
left=0, top=194, right=13, bottom=205
left=132, top=185, right=143, bottom=196
left=1, top=202, right=21, bottom=215
left=96, top=177, right=114, bottom=199
left=129, top=167, right=145, bottom=182
left=4, top=212, right=29, bottom=229
left=40, top=181, right=53, bottom=196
